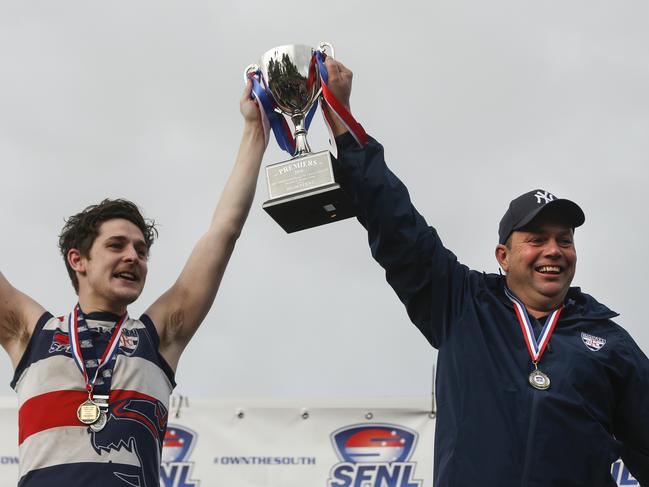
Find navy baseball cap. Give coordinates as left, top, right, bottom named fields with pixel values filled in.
left=498, top=189, right=585, bottom=244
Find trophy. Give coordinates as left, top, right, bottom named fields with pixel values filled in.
left=245, top=42, right=366, bottom=233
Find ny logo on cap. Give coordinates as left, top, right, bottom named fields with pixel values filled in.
left=534, top=190, right=556, bottom=204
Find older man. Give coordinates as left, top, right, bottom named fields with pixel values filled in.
left=323, top=57, right=649, bottom=486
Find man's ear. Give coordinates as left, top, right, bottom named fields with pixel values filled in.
left=495, top=244, right=509, bottom=274
left=67, top=249, right=86, bottom=273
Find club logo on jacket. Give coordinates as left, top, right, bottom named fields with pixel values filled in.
left=581, top=332, right=606, bottom=352
left=328, top=424, right=422, bottom=487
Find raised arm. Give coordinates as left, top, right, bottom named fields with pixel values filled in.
left=324, top=58, right=473, bottom=348
left=0, top=272, right=45, bottom=368
left=145, top=82, right=267, bottom=370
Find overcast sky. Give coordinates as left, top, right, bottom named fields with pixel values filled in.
left=1, top=0, right=647, bottom=399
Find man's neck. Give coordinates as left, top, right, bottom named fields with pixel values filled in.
left=526, top=306, right=554, bottom=320
left=78, top=295, right=127, bottom=316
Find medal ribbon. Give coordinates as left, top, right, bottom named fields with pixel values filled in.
left=504, top=288, right=562, bottom=363
left=68, top=304, right=128, bottom=396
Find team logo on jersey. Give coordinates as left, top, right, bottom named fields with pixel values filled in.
left=581, top=332, right=606, bottom=352
left=328, top=424, right=422, bottom=487
left=118, top=328, right=140, bottom=356
left=89, top=395, right=169, bottom=486
left=48, top=330, right=71, bottom=354
left=161, top=425, right=200, bottom=486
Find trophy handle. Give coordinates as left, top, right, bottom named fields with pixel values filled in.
left=243, top=63, right=260, bottom=84
left=318, top=42, right=335, bottom=59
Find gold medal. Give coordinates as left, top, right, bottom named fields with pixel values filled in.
left=77, top=398, right=101, bottom=425
left=69, top=305, right=127, bottom=431
left=528, top=369, right=551, bottom=390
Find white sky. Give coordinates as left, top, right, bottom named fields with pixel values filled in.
left=1, top=0, right=648, bottom=398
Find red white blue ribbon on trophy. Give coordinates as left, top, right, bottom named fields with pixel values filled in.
left=68, top=304, right=128, bottom=395
left=247, top=50, right=368, bottom=157
left=247, top=68, right=317, bottom=157
left=504, top=288, right=562, bottom=363
left=314, top=51, right=369, bottom=149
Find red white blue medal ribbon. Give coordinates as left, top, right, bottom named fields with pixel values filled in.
left=68, top=304, right=128, bottom=395
left=504, top=288, right=562, bottom=363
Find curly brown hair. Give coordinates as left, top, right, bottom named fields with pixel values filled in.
left=58, top=199, right=157, bottom=293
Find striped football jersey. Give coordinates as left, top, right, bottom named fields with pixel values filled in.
left=11, top=311, right=175, bottom=486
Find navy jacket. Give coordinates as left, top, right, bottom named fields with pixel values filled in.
left=334, top=133, right=649, bottom=486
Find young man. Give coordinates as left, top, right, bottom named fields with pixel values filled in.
left=323, top=57, right=649, bottom=486
left=0, top=82, right=267, bottom=486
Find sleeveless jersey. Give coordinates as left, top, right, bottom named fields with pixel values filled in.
left=11, top=311, right=176, bottom=487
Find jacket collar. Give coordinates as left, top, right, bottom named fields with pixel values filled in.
left=485, top=273, right=618, bottom=322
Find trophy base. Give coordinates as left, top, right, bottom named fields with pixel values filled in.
left=262, top=183, right=355, bottom=233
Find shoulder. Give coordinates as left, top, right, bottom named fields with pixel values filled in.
left=564, top=292, right=647, bottom=365
left=565, top=287, right=618, bottom=321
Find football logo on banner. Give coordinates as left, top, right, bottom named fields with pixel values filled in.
left=161, top=425, right=200, bottom=487
left=611, top=460, right=638, bottom=486
left=328, top=424, right=423, bottom=487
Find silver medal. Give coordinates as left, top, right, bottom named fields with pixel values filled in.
left=529, top=369, right=551, bottom=390
left=89, top=411, right=108, bottom=432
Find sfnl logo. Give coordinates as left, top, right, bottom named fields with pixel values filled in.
left=611, top=460, right=638, bottom=486
left=328, top=424, right=423, bottom=487
left=160, top=425, right=200, bottom=487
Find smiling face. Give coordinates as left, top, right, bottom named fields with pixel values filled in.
left=68, top=218, right=149, bottom=314
left=495, top=217, right=576, bottom=316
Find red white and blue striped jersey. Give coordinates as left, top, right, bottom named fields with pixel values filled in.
left=11, top=311, right=175, bottom=486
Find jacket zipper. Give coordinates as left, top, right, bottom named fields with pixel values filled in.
left=521, top=390, right=540, bottom=487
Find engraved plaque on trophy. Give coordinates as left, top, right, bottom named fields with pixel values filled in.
left=245, top=43, right=356, bottom=233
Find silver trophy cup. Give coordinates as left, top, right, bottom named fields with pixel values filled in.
left=246, top=43, right=355, bottom=233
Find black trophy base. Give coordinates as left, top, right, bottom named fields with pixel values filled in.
left=262, top=183, right=355, bottom=233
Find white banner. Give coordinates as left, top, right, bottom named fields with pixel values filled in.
left=0, top=396, right=639, bottom=486
left=161, top=396, right=435, bottom=487
left=0, top=397, right=18, bottom=484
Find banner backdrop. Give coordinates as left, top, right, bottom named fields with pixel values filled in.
left=161, top=396, right=435, bottom=487
left=0, top=396, right=639, bottom=486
